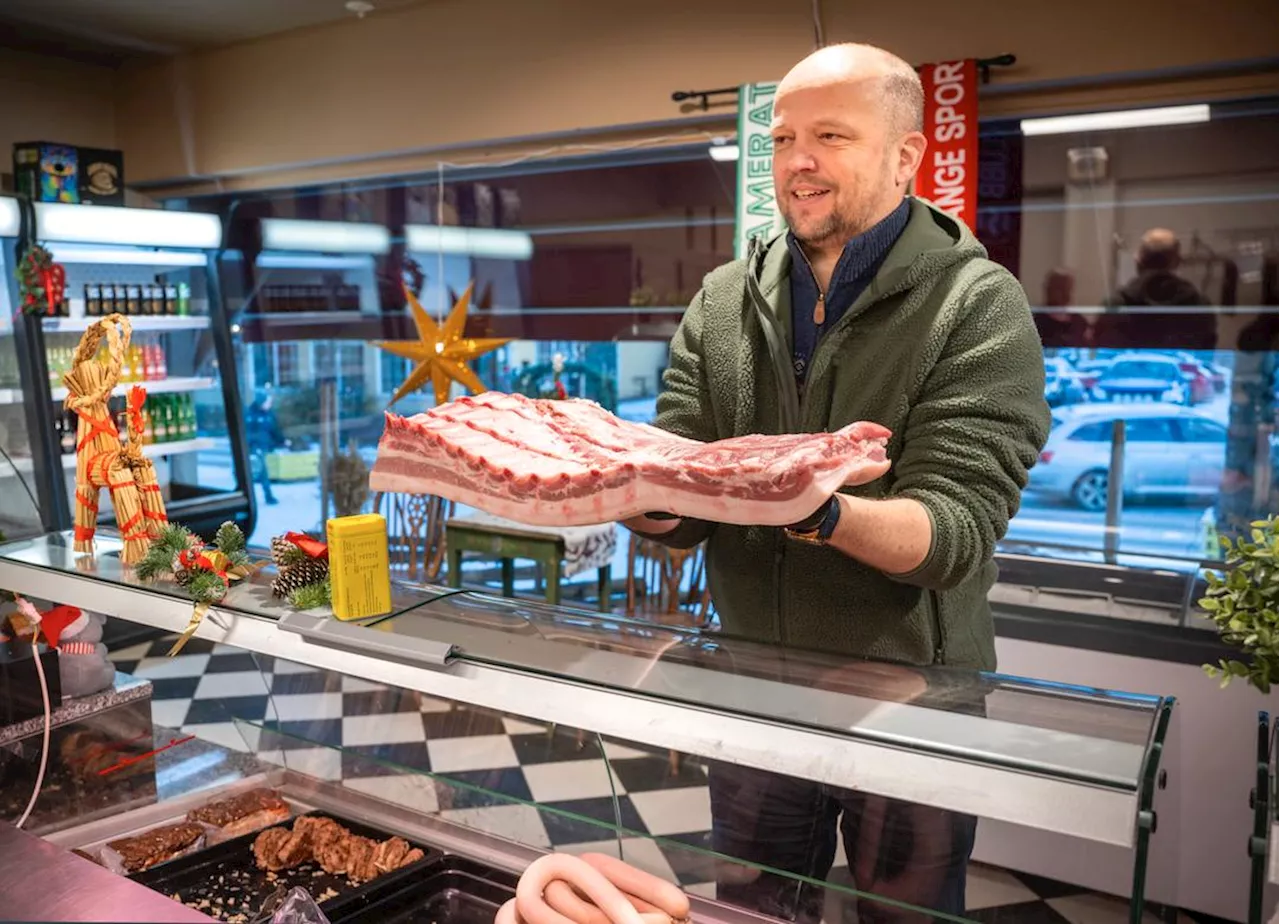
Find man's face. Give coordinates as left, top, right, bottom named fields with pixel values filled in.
left=771, top=79, right=898, bottom=249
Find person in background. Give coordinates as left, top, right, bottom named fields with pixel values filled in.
left=624, top=42, right=1050, bottom=924
left=1111, top=228, right=1209, bottom=307
left=245, top=388, right=286, bottom=506
left=1036, top=266, right=1092, bottom=349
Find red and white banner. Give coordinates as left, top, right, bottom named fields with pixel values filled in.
left=915, top=59, right=979, bottom=231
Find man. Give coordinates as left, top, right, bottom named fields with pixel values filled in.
left=624, top=43, right=1050, bottom=922
left=1102, top=227, right=1218, bottom=351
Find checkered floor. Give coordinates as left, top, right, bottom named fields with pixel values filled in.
left=109, top=634, right=1182, bottom=923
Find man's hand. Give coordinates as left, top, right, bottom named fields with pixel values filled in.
left=622, top=512, right=682, bottom=537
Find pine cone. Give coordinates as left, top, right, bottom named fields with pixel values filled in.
left=271, top=557, right=329, bottom=599
left=270, top=536, right=299, bottom=567
left=174, top=569, right=192, bottom=587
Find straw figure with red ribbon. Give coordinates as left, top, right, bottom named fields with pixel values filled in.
left=15, top=244, right=66, bottom=317
left=269, top=532, right=331, bottom=609
left=123, top=385, right=168, bottom=537
left=135, top=521, right=255, bottom=655
left=63, top=314, right=149, bottom=563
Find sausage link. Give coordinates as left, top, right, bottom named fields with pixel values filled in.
left=515, top=854, right=646, bottom=924
left=579, top=852, right=691, bottom=922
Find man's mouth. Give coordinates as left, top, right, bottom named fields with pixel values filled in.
left=791, top=188, right=830, bottom=201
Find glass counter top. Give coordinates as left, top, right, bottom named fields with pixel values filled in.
left=0, top=530, right=1168, bottom=799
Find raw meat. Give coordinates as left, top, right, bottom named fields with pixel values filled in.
left=370, top=392, right=891, bottom=527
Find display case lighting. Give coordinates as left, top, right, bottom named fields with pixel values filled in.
left=35, top=202, right=223, bottom=249
left=46, top=244, right=208, bottom=267
left=1020, top=104, right=1210, bottom=136
left=260, top=218, right=390, bottom=255
left=255, top=252, right=377, bottom=270
left=405, top=225, right=534, bottom=261
left=0, top=198, right=19, bottom=238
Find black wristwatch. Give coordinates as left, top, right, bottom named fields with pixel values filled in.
left=784, top=495, right=842, bottom=545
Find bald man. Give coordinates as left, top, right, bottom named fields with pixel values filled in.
left=626, top=43, right=1050, bottom=921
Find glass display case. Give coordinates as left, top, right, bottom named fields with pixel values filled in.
left=3, top=200, right=254, bottom=542
left=0, top=529, right=1176, bottom=924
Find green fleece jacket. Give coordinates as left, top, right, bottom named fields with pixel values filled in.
left=650, top=199, right=1051, bottom=671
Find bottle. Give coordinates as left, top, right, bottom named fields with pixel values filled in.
left=85, top=283, right=101, bottom=317
left=148, top=284, right=163, bottom=316
left=151, top=396, right=167, bottom=443
left=60, top=412, right=77, bottom=455
left=185, top=395, right=198, bottom=439
left=164, top=282, right=178, bottom=315
left=155, top=342, right=167, bottom=379
left=110, top=284, right=125, bottom=315
left=142, top=405, right=154, bottom=444
left=177, top=282, right=191, bottom=316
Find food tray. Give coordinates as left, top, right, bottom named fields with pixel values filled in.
left=339, top=857, right=520, bottom=924
left=130, top=810, right=443, bottom=923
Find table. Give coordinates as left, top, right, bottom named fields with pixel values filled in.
left=445, top=514, right=615, bottom=612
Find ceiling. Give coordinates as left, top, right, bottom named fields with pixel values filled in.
left=0, top=0, right=429, bottom=65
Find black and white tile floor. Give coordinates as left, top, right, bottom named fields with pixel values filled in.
left=110, top=635, right=1190, bottom=924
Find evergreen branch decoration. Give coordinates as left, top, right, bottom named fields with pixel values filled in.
left=134, top=524, right=199, bottom=582
left=1200, top=515, right=1278, bottom=695
left=289, top=578, right=332, bottom=611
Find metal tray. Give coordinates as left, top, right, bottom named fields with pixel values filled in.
left=338, top=857, right=519, bottom=924
left=130, top=809, right=443, bottom=923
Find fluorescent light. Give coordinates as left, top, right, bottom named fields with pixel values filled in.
left=0, top=198, right=19, bottom=237
left=46, top=243, right=207, bottom=266
left=36, top=202, right=223, bottom=248
left=405, top=225, right=534, bottom=261
left=709, top=143, right=740, bottom=162
left=261, top=218, right=390, bottom=255
left=255, top=252, right=376, bottom=270
left=1021, top=104, right=1210, bottom=136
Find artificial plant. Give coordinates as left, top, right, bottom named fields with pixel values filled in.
left=1199, top=515, right=1278, bottom=695
left=135, top=521, right=255, bottom=655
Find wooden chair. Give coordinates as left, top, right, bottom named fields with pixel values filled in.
left=371, top=492, right=455, bottom=583
left=624, top=533, right=713, bottom=627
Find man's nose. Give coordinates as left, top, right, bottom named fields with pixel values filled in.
left=782, top=145, right=818, bottom=174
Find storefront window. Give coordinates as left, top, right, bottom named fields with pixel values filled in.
left=191, top=94, right=1277, bottom=637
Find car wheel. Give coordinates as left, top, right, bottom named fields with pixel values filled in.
left=1071, top=469, right=1110, bottom=512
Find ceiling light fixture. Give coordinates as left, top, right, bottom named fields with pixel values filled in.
left=1020, top=104, right=1211, bottom=137
left=708, top=142, right=740, bottom=163
left=345, top=1, right=375, bottom=18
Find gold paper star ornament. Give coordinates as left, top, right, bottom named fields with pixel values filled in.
left=372, top=282, right=511, bottom=407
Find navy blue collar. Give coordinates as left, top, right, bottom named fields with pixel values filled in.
left=786, top=197, right=911, bottom=302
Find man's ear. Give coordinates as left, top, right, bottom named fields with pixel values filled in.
left=896, top=131, right=927, bottom=187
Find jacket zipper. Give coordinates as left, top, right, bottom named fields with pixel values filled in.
left=927, top=589, right=944, bottom=663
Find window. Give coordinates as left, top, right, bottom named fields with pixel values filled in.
left=1178, top=417, right=1227, bottom=442
left=1124, top=418, right=1178, bottom=442
left=1068, top=421, right=1115, bottom=442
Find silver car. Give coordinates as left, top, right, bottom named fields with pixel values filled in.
left=1027, top=403, right=1227, bottom=511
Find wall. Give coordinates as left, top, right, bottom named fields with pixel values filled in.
left=0, top=48, right=116, bottom=165
left=112, top=0, right=1277, bottom=194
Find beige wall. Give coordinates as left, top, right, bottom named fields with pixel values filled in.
left=114, top=0, right=1277, bottom=193
left=0, top=49, right=116, bottom=159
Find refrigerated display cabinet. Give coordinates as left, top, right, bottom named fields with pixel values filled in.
left=0, top=529, right=1176, bottom=924
left=1, top=199, right=255, bottom=543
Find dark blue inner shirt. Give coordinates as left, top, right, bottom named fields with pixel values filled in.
left=788, top=197, right=911, bottom=397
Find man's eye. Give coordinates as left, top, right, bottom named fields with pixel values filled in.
left=819, top=133, right=843, bottom=142
left=772, top=136, right=792, bottom=147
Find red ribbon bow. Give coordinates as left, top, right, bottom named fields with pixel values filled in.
left=177, top=548, right=229, bottom=585
left=127, top=386, right=147, bottom=437
left=285, top=531, right=328, bottom=561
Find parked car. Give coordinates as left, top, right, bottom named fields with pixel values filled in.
left=1043, top=356, right=1088, bottom=407
left=1173, top=351, right=1229, bottom=395
left=1093, top=354, right=1192, bottom=405
left=1029, top=403, right=1227, bottom=511
left=1075, top=358, right=1113, bottom=393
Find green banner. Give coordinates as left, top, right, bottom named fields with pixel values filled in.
left=734, top=82, right=785, bottom=259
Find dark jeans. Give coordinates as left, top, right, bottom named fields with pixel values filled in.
left=708, top=762, right=977, bottom=924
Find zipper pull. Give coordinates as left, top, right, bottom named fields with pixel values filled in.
left=813, top=292, right=826, bottom=326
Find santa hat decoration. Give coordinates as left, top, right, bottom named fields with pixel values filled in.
left=38, top=605, right=89, bottom=648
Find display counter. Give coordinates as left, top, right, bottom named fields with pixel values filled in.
left=0, top=529, right=1176, bottom=924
